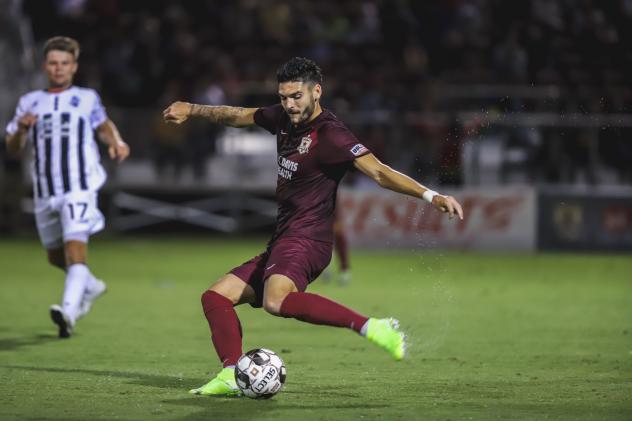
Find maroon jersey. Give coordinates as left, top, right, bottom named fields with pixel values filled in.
left=254, top=104, right=370, bottom=243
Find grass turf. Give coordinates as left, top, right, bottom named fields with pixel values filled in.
left=0, top=237, right=630, bottom=420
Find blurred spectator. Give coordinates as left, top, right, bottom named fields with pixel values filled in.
left=0, top=148, right=23, bottom=234
left=152, top=114, right=187, bottom=182
left=17, top=0, right=632, bottom=186
left=438, top=115, right=464, bottom=186
left=599, top=127, right=632, bottom=183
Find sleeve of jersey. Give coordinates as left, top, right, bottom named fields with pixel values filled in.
left=90, top=91, right=108, bottom=129
left=319, top=123, right=371, bottom=165
left=253, top=104, right=284, bottom=135
left=5, top=96, right=28, bottom=136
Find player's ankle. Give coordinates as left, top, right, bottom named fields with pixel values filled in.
left=359, top=319, right=370, bottom=337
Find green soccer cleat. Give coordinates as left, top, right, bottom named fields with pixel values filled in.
left=189, top=367, right=241, bottom=396
left=365, top=318, right=406, bottom=361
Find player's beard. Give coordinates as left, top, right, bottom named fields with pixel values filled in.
left=298, top=99, right=316, bottom=124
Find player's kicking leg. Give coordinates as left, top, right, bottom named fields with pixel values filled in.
left=189, top=274, right=256, bottom=396
left=264, top=275, right=406, bottom=360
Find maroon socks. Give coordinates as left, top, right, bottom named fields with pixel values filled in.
left=201, top=290, right=368, bottom=368
left=279, top=292, right=368, bottom=333
left=201, top=290, right=243, bottom=367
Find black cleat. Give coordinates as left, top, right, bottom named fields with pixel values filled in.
left=49, top=305, right=74, bottom=338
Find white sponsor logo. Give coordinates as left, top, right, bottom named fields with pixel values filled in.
left=278, top=156, right=299, bottom=180
left=266, top=264, right=276, bottom=270
left=297, top=136, right=312, bottom=154
left=280, top=130, right=287, bottom=135
left=350, top=143, right=368, bottom=156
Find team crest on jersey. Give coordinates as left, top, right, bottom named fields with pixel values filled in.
left=70, top=96, right=81, bottom=107
left=297, top=136, right=312, bottom=154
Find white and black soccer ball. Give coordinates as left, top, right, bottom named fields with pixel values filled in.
left=235, top=348, right=286, bottom=399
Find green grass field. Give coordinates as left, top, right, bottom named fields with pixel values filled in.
left=0, top=237, right=630, bottom=421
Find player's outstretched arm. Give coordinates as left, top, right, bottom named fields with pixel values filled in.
left=163, top=101, right=257, bottom=128
left=5, top=113, right=37, bottom=156
left=96, top=119, right=130, bottom=163
left=354, top=153, right=464, bottom=220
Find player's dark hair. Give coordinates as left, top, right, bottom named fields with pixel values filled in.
left=276, top=57, right=323, bottom=85
left=43, top=36, right=80, bottom=60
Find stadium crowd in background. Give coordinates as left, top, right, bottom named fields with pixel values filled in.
left=18, top=0, right=632, bottom=184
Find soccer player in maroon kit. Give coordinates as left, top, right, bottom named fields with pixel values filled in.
left=322, top=204, right=352, bottom=285
left=163, top=57, right=463, bottom=396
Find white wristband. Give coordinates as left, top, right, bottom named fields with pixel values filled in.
left=422, top=189, right=438, bottom=203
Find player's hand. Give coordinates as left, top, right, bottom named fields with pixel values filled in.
left=17, top=113, right=38, bottom=132
left=163, top=101, right=192, bottom=124
left=109, top=140, right=130, bottom=163
left=432, top=194, right=464, bottom=220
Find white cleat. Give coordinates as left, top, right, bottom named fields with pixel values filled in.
left=49, top=304, right=74, bottom=338
left=78, top=279, right=107, bottom=319
left=338, top=271, right=352, bottom=286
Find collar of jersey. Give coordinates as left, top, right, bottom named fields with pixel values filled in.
left=45, top=85, right=75, bottom=94
left=290, top=109, right=327, bottom=134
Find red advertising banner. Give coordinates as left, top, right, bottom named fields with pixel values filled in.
left=338, top=187, right=536, bottom=250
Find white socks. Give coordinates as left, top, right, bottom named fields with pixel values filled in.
left=359, top=320, right=369, bottom=337
left=62, top=264, right=91, bottom=322
left=83, top=270, right=101, bottom=293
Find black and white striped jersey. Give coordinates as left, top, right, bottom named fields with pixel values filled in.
left=5, top=86, right=108, bottom=198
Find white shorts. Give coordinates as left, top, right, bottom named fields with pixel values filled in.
left=34, top=190, right=105, bottom=249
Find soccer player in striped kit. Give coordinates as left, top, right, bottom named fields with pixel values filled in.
left=164, top=57, right=463, bottom=396
left=4, top=36, right=129, bottom=338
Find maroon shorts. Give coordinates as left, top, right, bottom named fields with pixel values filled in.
left=230, top=236, right=332, bottom=307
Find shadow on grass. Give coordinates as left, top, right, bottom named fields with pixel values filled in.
left=0, top=333, right=58, bottom=351
left=2, top=364, right=202, bottom=391
left=163, top=394, right=390, bottom=421
left=3, top=366, right=390, bottom=421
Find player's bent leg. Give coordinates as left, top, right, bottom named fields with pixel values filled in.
left=209, top=274, right=257, bottom=306
left=269, top=275, right=406, bottom=359
left=262, top=274, right=298, bottom=316
left=269, top=274, right=368, bottom=330
left=191, top=275, right=255, bottom=396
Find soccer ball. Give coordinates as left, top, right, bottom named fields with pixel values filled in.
left=235, top=348, right=286, bottom=399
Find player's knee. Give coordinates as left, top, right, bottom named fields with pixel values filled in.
left=262, top=297, right=284, bottom=316
left=64, top=240, right=87, bottom=265
left=205, top=287, right=237, bottom=305
left=209, top=278, right=243, bottom=305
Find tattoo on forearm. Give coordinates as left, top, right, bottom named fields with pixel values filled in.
left=191, top=105, right=246, bottom=126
